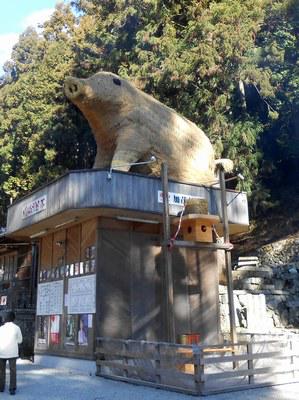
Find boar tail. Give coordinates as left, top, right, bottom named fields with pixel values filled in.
left=215, top=159, right=234, bottom=173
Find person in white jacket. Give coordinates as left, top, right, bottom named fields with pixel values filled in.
left=0, top=312, right=23, bottom=395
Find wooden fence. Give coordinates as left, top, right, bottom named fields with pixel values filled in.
left=95, top=335, right=299, bottom=396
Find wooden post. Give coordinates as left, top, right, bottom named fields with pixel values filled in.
left=123, top=341, right=129, bottom=378
left=155, top=343, right=161, bottom=384
left=247, top=342, right=254, bottom=384
left=290, top=339, right=295, bottom=379
left=30, top=242, right=39, bottom=307
left=218, top=166, right=237, bottom=346
left=161, top=162, right=175, bottom=343
left=96, top=338, right=102, bottom=376
left=193, top=346, right=205, bottom=395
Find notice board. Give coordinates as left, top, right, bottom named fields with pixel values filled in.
left=36, top=280, right=64, bottom=316
left=68, top=274, right=96, bottom=314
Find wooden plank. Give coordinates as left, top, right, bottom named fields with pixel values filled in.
left=97, top=337, right=295, bottom=349
left=203, top=366, right=299, bottom=381
left=203, top=350, right=299, bottom=364
left=97, top=230, right=132, bottom=338
left=289, top=339, right=295, bottom=379
left=96, top=359, right=191, bottom=380
left=201, top=379, right=299, bottom=396
left=193, top=347, right=204, bottom=395
left=165, top=240, right=232, bottom=250
left=95, top=350, right=195, bottom=364
left=40, top=234, right=53, bottom=267
left=130, top=232, right=162, bottom=341
left=198, top=249, right=221, bottom=344
left=81, top=219, right=96, bottom=259
left=123, top=342, right=129, bottom=378
left=66, top=224, right=81, bottom=264
left=155, top=344, right=161, bottom=384
left=96, top=373, right=198, bottom=396
left=52, top=229, right=66, bottom=266
left=97, top=338, right=292, bottom=351
left=97, top=337, right=188, bottom=347
left=203, top=347, right=233, bottom=353
left=161, top=162, right=175, bottom=343
left=247, top=342, right=254, bottom=384
left=96, top=360, right=144, bottom=373
left=97, top=343, right=196, bottom=357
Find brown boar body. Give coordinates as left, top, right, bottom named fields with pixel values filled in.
left=64, top=71, right=219, bottom=185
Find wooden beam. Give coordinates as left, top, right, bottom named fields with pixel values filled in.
left=162, top=240, right=232, bottom=251
left=161, top=163, right=175, bottom=343
left=218, top=167, right=237, bottom=347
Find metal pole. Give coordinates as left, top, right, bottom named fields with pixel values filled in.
left=218, top=167, right=237, bottom=345
left=161, top=162, right=175, bottom=343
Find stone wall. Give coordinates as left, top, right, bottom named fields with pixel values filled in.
left=257, top=237, right=299, bottom=266
left=220, top=236, right=299, bottom=336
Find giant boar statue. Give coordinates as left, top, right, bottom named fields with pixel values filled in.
left=64, top=71, right=232, bottom=185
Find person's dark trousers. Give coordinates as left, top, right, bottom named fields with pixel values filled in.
left=0, top=358, right=17, bottom=392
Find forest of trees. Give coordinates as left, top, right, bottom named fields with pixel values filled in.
left=0, top=0, right=298, bottom=227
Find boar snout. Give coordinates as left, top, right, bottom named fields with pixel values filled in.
left=64, top=76, right=84, bottom=100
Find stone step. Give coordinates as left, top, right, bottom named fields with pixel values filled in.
left=237, top=260, right=260, bottom=267
left=235, top=265, right=272, bottom=272
left=233, top=268, right=273, bottom=280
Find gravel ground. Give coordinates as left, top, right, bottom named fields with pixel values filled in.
left=0, top=360, right=298, bottom=399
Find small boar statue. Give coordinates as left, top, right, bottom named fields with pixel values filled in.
left=64, top=71, right=232, bottom=185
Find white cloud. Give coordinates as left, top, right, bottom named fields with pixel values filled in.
left=22, top=8, right=55, bottom=30
left=0, top=8, right=55, bottom=74
left=0, top=33, right=19, bottom=71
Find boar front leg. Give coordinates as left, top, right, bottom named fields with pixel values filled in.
left=93, top=147, right=113, bottom=169
left=111, top=131, right=149, bottom=172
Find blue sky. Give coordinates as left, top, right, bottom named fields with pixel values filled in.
left=0, top=0, right=69, bottom=73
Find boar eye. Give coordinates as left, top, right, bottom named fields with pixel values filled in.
left=113, top=78, right=121, bottom=86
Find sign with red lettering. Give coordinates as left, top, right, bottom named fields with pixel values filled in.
left=22, top=195, right=47, bottom=219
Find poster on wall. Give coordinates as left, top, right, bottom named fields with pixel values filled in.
left=65, top=315, right=76, bottom=345
left=77, top=314, right=88, bottom=346
left=68, top=274, right=96, bottom=314
left=37, top=316, right=48, bottom=345
left=36, top=280, right=64, bottom=316
left=50, top=315, right=60, bottom=345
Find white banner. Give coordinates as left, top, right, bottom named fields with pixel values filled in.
left=157, top=190, right=203, bottom=207
left=36, top=280, right=64, bottom=316
left=68, top=274, right=96, bottom=314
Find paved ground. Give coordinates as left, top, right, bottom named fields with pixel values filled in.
left=0, top=360, right=298, bottom=399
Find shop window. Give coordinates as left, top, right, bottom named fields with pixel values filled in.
left=0, top=254, right=17, bottom=282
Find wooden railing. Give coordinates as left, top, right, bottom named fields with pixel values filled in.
left=95, top=336, right=299, bottom=396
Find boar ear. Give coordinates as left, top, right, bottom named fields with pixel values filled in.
left=113, top=78, right=122, bottom=86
